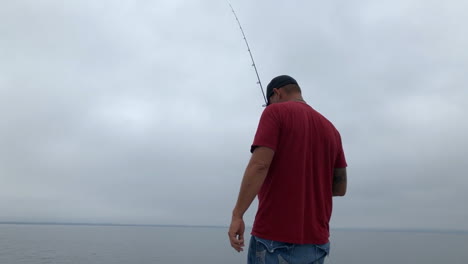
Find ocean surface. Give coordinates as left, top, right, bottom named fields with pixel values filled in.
left=0, top=224, right=467, bottom=264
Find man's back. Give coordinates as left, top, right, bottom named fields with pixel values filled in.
left=251, top=101, right=347, bottom=244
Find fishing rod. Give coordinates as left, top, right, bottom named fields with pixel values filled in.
left=228, top=2, right=268, bottom=106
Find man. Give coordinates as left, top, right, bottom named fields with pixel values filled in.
left=228, top=75, right=347, bottom=264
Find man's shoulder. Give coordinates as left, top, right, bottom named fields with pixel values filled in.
left=307, top=108, right=342, bottom=136
left=308, top=107, right=335, bottom=124
left=260, top=102, right=286, bottom=117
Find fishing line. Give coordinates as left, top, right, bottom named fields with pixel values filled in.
left=228, top=2, right=268, bottom=107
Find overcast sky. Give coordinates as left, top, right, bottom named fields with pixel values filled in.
left=1, top=0, right=467, bottom=231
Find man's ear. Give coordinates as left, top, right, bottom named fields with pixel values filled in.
left=273, top=88, right=280, bottom=98
left=274, top=88, right=283, bottom=99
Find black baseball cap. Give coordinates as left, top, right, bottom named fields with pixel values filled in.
left=266, top=75, right=298, bottom=106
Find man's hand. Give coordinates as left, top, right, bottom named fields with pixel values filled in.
left=228, top=147, right=273, bottom=252
left=228, top=216, right=245, bottom=252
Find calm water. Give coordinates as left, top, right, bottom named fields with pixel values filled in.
left=0, top=224, right=467, bottom=263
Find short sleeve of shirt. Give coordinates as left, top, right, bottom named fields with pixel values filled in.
left=334, top=131, right=347, bottom=168
left=250, top=106, right=280, bottom=153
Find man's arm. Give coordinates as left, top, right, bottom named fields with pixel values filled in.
left=228, top=146, right=274, bottom=252
left=333, top=167, right=347, bottom=196
left=232, top=147, right=274, bottom=217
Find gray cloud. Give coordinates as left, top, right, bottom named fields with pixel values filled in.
left=0, top=0, right=467, bottom=230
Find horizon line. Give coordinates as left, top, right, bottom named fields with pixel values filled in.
left=1, top=221, right=467, bottom=234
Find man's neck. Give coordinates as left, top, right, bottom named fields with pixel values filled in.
left=288, top=95, right=306, bottom=103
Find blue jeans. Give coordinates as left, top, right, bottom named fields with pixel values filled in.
left=247, top=236, right=330, bottom=264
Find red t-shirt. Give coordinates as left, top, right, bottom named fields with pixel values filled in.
left=250, top=101, right=347, bottom=244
